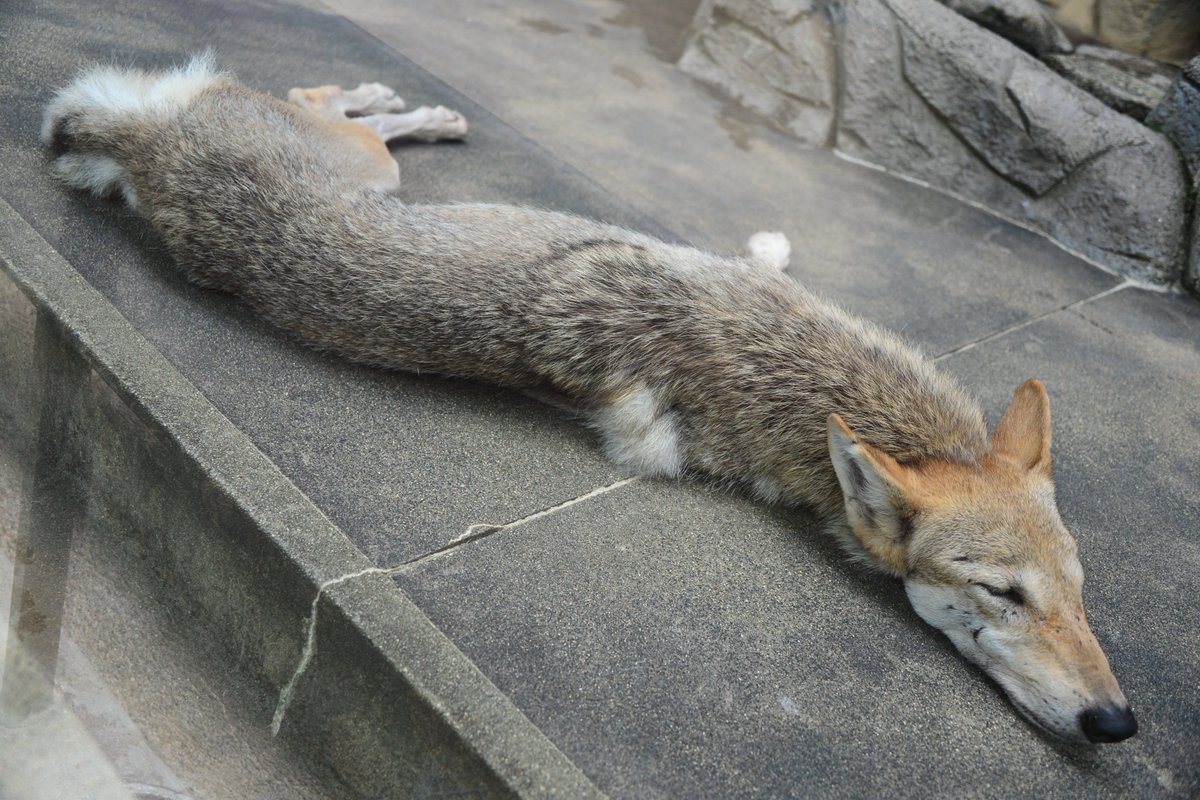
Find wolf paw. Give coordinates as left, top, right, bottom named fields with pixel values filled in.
left=419, top=106, right=468, bottom=140
left=361, top=105, right=469, bottom=142
left=287, top=82, right=408, bottom=118
left=345, top=82, right=407, bottom=115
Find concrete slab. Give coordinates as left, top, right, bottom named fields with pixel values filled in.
left=0, top=195, right=599, bottom=797
left=0, top=0, right=673, bottom=565
left=396, top=284, right=1200, bottom=797
left=0, top=637, right=134, bottom=800
left=0, top=271, right=37, bottom=465
left=322, top=0, right=1123, bottom=355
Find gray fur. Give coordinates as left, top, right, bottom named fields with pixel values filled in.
left=44, top=63, right=988, bottom=531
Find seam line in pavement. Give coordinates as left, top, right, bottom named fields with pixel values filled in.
left=932, top=282, right=1133, bottom=363
left=397, top=476, right=643, bottom=572
left=270, top=476, right=642, bottom=734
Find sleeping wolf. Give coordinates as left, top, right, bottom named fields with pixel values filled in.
left=43, top=55, right=1135, bottom=743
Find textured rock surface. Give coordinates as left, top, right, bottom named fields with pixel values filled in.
left=840, top=0, right=1186, bottom=282
left=1048, top=0, right=1200, bottom=65
left=1147, top=57, right=1200, bottom=176
left=684, top=0, right=1189, bottom=284
left=1146, top=57, right=1200, bottom=293
left=1046, top=44, right=1175, bottom=120
left=679, top=0, right=836, bottom=146
left=941, top=0, right=1072, bottom=56
left=1190, top=205, right=1200, bottom=294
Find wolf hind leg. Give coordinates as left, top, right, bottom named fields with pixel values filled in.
left=340, top=83, right=408, bottom=115
left=286, top=82, right=467, bottom=141
left=357, top=106, right=468, bottom=143
left=286, top=82, right=468, bottom=192
left=286, top=82, right=407, bottom=119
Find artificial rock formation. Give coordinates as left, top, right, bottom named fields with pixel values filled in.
left=679, top=0, right=838, bottom=147
left=681, top=0, right=1189, bottom=286
left=942, top=0, right=1073, bottom=57
left=1045, top=45, right=1174, bottom=121
left=1147, top=58, right=1200, bottom=291
left=1044, top=0, right=1200, bottom=66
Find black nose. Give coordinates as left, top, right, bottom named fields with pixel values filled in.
left=1079, top=705, right=1138, bottom=743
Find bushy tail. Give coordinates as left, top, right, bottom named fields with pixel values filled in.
left=42, top=53, right=227, bottom=208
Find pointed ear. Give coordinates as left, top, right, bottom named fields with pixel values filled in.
left=827, top=414, right=920, bottom=576
left=990, top=379, right=1051, bottom=477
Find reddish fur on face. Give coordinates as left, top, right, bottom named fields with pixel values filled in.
left=843, top=383, right=1129, bottom=736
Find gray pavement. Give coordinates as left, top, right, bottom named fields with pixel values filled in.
left=1, top=0, right=1198, bottom=797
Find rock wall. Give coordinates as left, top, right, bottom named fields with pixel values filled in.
left=681, top=0, right=1191, bottom=288
left=1148, top=61, right=1200, bottom=293
left=679, top=1, right=838, bottom=146
left=1045, top=0, right=1200, bottom=66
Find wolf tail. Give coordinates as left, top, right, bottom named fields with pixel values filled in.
left=41, top=53, right=226, bottom=209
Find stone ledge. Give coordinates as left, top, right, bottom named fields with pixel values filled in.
left=0, top=199, right=601, bottom=799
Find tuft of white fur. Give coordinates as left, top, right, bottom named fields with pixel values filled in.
left=591, top=385, right=683, bottom=477
left=42, top=52, right=227, bottom=145
left=746, top=231, right=791, bottom=271
left=51, top=154, right=139, bottom=208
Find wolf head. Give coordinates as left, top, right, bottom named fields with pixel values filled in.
left=827, top=379, right=1135, bottom=744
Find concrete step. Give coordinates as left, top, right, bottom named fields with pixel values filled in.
left=0, top=203, right=597, bottom=797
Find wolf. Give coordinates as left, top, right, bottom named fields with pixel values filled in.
left=42, top=55, right=1136, bottom=744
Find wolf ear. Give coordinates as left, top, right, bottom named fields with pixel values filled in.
left=827, top=414, right=919, bottom=576
left=990, top=379, right=1052, bottom=477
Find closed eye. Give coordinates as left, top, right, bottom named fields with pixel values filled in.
left=977, top=582, right=1025, bottom=605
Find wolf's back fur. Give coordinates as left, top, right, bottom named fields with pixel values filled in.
left=43, top=59, right=987, bottom=523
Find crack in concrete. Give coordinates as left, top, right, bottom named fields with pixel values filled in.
left=398, top=476, right=642, bottom=571
left=1066, top=306, right=1119, bottom=337
left=269, top=476, right=641, bottom=735
left=270, top=565, right=390, bottom=737
left=932, top=282, right=1131, bottom=362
